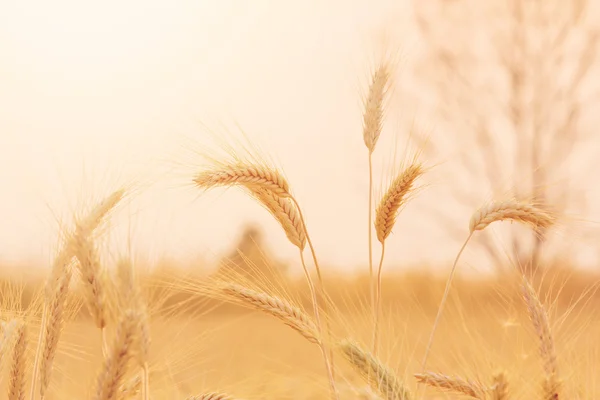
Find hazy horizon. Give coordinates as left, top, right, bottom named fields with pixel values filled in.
left=1, top=0, right=599, bottom=275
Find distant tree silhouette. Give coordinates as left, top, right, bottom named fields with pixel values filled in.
left=216, top=224, right=288, bottom=282
left=410, top=0, right=599, bottom=273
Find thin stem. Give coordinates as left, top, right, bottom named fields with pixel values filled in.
left=30, top=304, right=47, bottom=400
left=372, top=241, right=386, bottom=356
left=299, top=250, right=339, bottom=400
left=142, top=363, right=149, bottom=400
left=290, top=196, right=336, bottom=380
left=421, top=232, right=473, bottom=371
left=368, top=152, right=376, bottom=352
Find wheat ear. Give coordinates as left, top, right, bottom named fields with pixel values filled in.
left=194, top=164, right=291, bottom=197
left=94, top=310, right=141, bottom=400
left=340, top=340, right=411, bottom=400
left=116, top=259, right=150, bottom=400
left=362, top=62, right=391, bottom=153
left=31, top=190, right=125, bottom=400
left=415, top=372, right=485, bottom=399
left=0, top=320, right=19, bottom=388
left=490, top=371, right=509, bottom=400
left=469, top=200, right=555, bottom=232
left=373, top=163, right=423, bottom=354
left=187, top=393, right=236, bottom=400
left=422, top=199, right=556, bottom=371
left=8, top=320, right=27, bottom=400
left=251, top=188, right=306, bottom=250
left=39, top=268, right=71, bottom=399
left=521, top=278, right=560, bottom=400
left=222, top=283, right=319, bottom=344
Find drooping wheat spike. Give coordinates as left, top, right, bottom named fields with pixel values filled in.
left=39, top=268, right=72, bottom=398
left=187, top=393, right=236, bottom=400
left=94, top=310, right=141, bottom=400
left=194, top=164, right=291, bottom=198
left=251, top=188, right=306, bottom=250
left=340, top=340, right=411, bottom=400
left=375, top=163, right=424, bottom=244
left=422, top=199, right=557, bottom=372
left=222, top=283, right=319, bottom=344
left=414, top=372, right=485, bottom=399
left=469, top=200, right=555, bottom=233
left=8, top=320, right=26, bottom=400
left=362, top=62, right=391, bottom=153
left=490, top=371, right=509, bottom=400
left=521, top=278, right=560, bottom=400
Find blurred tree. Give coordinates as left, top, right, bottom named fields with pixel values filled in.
left=216, top=224, right=289, bottom=282
left=411, top=0, right=599, bottom=272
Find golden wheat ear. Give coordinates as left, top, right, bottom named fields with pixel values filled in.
left=415, top=372, right=485, bottom=399
left=7, top=319, right=26, bottom=400
left=94, top=309, right=142, bottom=400
left=220, top=282, right=320, bottom=344
left=521, top=278, right=560, bottom=400
left=187, top=393, right=237, bottom=400
left=339, top=340, right=411, bottom=400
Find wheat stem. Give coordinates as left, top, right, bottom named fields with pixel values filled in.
left=422, top=232, right=473, bottom=372
left=299, top=250, right=339, bottom=400
left=372, top=241, right=386, bottom=356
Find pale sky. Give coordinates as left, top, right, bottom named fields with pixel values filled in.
left=1, top=0, right=598, bottom=275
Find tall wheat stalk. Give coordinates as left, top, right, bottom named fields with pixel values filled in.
left=361, top=62, right=391, bottom=356
left=94, top=310, right=142, bottom=400
left=372, top=163, right=423, bottom=354
left=8, top=320, right=27, bottom=400
left=31, top=189, right=125, bottom=400
left=194, top=166, right=338, bottom=399
left=421, top=199, right=555, bottom=371
left=521, top=278, right=560, bottom=400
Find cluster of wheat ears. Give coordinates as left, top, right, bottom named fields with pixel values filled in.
left=1, top=59, right=563, bottom=400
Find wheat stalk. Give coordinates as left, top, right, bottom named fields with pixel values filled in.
left=415, top=372, right=485, bottom=399
left=340, top=340, right=411, bottom=400
left=194, top=163, right=338, bottom=399
left=521, top=278, right=560, bottom=400
left=222, top=283, right=319, bottom=344
left=8, top=320, right=27, bottom=400
left=94, top=310, right=141, bottom=400
left=422, top=199, right=556, bottom=371
left=39, top=268, right=71, bottom=399
left=251, top=188, right=306, bottom=250
left=32, top=190, right=125, bottom=400
left=372, top=163, right=424, bottom=354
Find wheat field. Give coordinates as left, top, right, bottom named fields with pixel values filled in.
left=1, top=46, right=599, bottom=400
